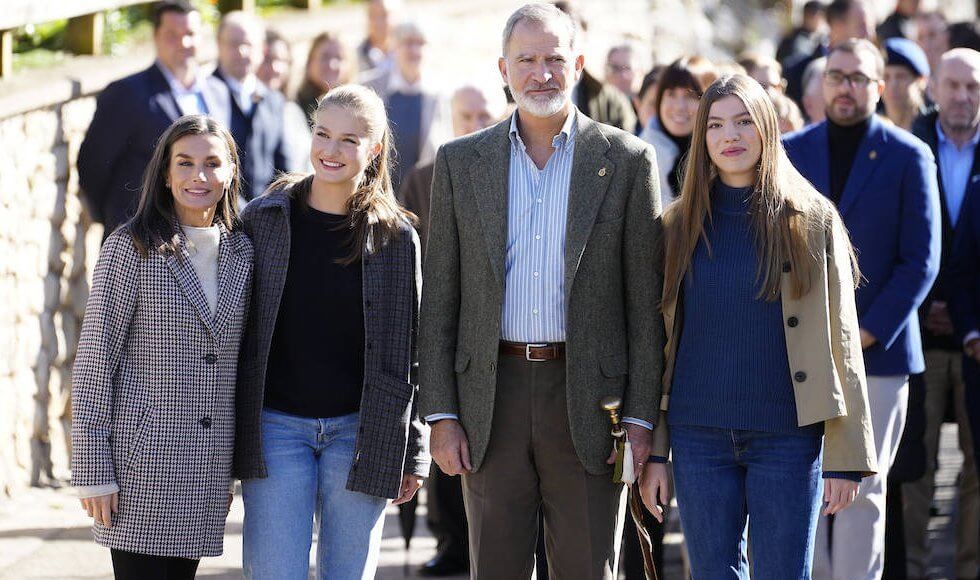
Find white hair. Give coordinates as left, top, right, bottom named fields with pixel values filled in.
left=501, top=3, right=576, bottom=56
left=392, top=20, right=427, bottom=43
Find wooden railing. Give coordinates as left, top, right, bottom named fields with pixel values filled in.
left=0, top=0, right=324, bottom=79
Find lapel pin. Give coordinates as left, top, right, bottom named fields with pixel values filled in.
left=598, top=167, right=607, bottom=177
left=869, top=150, right=877, bottom=160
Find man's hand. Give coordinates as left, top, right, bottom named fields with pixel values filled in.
left=860, top=328, right=877, bottom=350
left=430, top=419, right=472, bottom=476
left=80, top=493, right=118, bottom=528
left=392, top=474, right=424, bottom=506
left=606, top=423, right=652, bottom=475
left=925, top=301, right=955, bottom=336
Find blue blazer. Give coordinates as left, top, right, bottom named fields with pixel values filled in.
left=784, top=115, right=941, bottom=376
left=212, top=70, right=292, bottom=201
left=78, top=63, right=230, bottom=236
left=948, top=179, right=980, bottom=343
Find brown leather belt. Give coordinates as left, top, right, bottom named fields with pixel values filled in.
left=499, top=341, right=566, bottom=361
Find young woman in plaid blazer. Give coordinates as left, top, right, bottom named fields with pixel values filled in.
left=236, top=85, right=429, bottom=579
left=71, top=115, right=253, bottom=579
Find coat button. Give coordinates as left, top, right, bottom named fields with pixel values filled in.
left=787, top=316, right=799, bottom=327
left=365, top=300, right=372, bottom=308
left=794, top=371, right=807, bottom=382
left=366, top=342, right=373, bottom=351
left=782, top=261, right=792, bottom=273
left=200, top=417, right=212, bottom=428
left=204, top=353, right=217, bottom=364
left=489, top=362, right=496, bottom=373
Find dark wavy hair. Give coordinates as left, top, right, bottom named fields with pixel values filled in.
left=124, top=115, right=242, bottom=257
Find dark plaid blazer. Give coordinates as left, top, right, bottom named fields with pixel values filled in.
left=71, top=226, right=253, bottom=558
left=235, top=181, right=430, bottom=498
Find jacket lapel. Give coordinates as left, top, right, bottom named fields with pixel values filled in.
left=838, top=116, right=886, bottom=218
left=165, top=227, right=218, bottom=338
left=564, top=112, right=613, bottom=298
left=148, top=66, right=182, bottom=123
left=469, top=120, right=511, bottom=287
left=212, top=225, right=252, bottom=337
left=808, top=123, right=832, bottom=198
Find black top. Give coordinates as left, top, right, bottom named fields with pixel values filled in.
left=264, top=205, right=365, bottom=418
left=827, top=116, right=871, bottom=205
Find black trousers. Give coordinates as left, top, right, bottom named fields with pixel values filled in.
left=110, top=549, right=199, bottom=580
left=426, top=464, right=470, bottom=564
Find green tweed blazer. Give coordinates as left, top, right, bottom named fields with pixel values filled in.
left=419, top=110, right=666, bottom=474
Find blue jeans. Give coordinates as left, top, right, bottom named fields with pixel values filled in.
left=671, top=425, right=823, bottom=580
left=242, top=409, right=388, bottom=580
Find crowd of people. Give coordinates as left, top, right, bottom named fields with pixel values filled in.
left=66, top=0, right=980, bottom=579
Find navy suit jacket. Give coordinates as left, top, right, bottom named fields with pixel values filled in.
left=212, top=70, right=292, bottom=201
left=784, top=115, right=941, bottom=376
left=949, top=179, right=980, bottom=344
left=912, top=111, right=980, bottom=351
left=78, top=63, right=230, bottom=236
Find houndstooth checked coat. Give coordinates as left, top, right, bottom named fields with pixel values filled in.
left=235, top=181, right=430, bottom=498
left=70, top=225, right=253, bottom=558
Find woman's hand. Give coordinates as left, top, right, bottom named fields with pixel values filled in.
left=80, top=493, right=118, bottom=528
left=392, top=474, right=424, bottom=506
left=822, top=478, right=860, bottom=516
left=639, top=463, right=670, bottom=523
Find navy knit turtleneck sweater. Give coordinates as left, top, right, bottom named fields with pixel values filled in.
left=669, top=180, right=823, bottom=438
left=658, top=180, right=859, bottom=480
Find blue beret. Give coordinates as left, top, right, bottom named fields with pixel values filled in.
left=885, top=38, right=930, bottom=78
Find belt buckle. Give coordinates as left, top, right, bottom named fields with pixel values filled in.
left=525, top=343, right=548, bottom=362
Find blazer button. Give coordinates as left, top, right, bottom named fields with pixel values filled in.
left=366, top=342, right=373, bottom=351
left=782, top=261, right=792, bottom=273
left=200, top=417, right=212, bottom=429
left=365, top=300, right=372, bottom=308
left=787, top=316, right=799, bottom=328
left=488, top=362, right=496, bottom=374
left=204, top=353, right=217, bottom=364
left=794, top=371, right=807, bottom=383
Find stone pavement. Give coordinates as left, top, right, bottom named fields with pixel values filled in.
left=0, top=424, right=968, bottom=579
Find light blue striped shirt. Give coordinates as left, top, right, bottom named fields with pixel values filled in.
left=426, top=109, right=652, bottom=431
left=936, top=120, right=980, bottom=227
left=501, top=110, right=576, bottom=342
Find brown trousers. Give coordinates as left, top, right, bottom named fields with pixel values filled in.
left=902, top=349, right=979, bottom=578
left=462, top=355, right=626, bottom=579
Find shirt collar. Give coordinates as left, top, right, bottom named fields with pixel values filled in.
left=389, top=68, right=424, bottom=95
left=156, top=60, right=207, bottom=95
left=509, top=108, right=577, bottom=150
left=936, top=118, right=980, bottom=150
left=222, top=72, right=260, bottom=99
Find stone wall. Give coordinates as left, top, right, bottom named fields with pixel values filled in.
left=0, top=0, right=371, bottom=497
left=0, top=97, right=102, bottom=495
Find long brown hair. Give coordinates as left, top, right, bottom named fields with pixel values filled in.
left=662, top=74, right=859, bottom=307
left=125, top=115, right=241, bottom=257
left=296, top=32, right=352, bottom=116
left=270, top=84, right=414, bottom=265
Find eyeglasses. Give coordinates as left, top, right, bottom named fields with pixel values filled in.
left=606, top=64, right=634, bottom=74
left=823, top=71, right=877, bottom=88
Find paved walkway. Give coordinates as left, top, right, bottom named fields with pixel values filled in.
left=0, top=424, right=967, bottom=579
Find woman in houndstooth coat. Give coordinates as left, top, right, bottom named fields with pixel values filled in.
left=71, top=115, right=253, bottom=579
